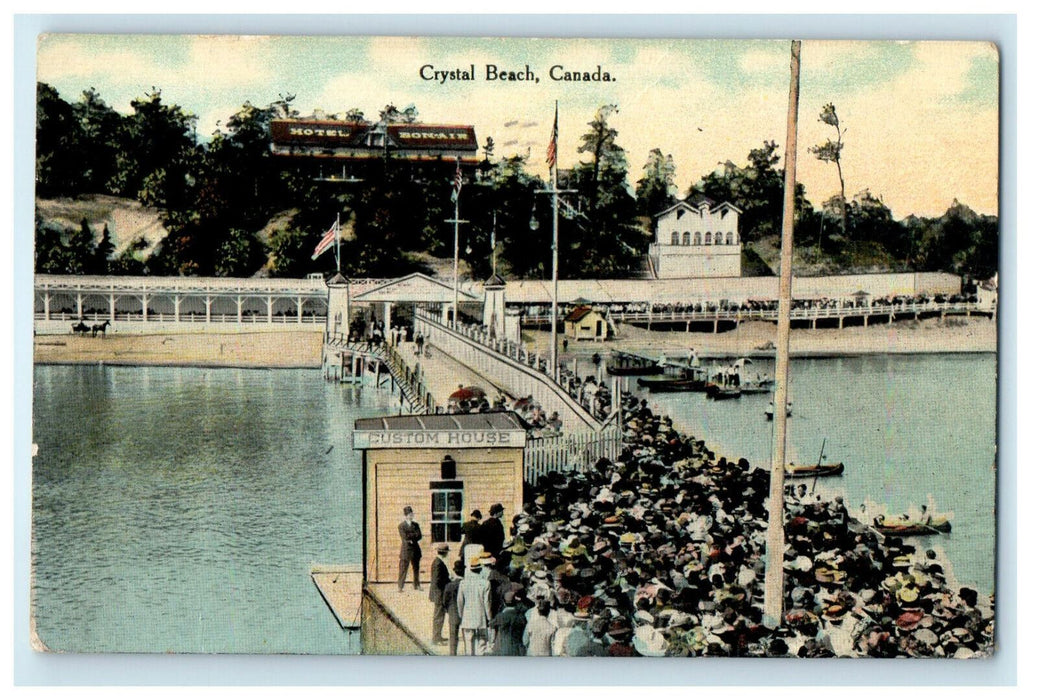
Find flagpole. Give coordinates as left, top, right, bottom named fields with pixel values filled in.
left=445, top=159, right=467, bottom=329
left=550, top=127, right=560, bottom=383
left=764, top=39, right=802, bottom=627
left=453, top=192, right=460, bottom=328
left=537, top=101, right=573, bottom=384
left=491, top=211, right=497, bottom=278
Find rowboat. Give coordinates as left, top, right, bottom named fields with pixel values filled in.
left=784, top=462, right=845, bottom=478
left=705, top=383, right=742, bottom=399
left=739, top=378, right=774, bottom=394
left=873, top=514, right=952, bottom=536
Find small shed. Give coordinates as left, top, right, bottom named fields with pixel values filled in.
left=353, top=412, right=527, bottom=583
left=851, top=289, right=871, bottom=308
left=564, top=305, right=608, bottom=341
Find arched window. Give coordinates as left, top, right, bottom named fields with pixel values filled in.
left=694, top=232, right=702, bottom=245
left=726, top=232, right=734, bottom=245
left=682, top=231, right=691, bottom=245
left=715, top=232, right=723, bottom=245
left=671, top=231, right=679, bottom=245
left=704, top=232, right=712, bottom=245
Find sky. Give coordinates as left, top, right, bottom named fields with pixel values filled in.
left=35, top=35, right=999, bottom=220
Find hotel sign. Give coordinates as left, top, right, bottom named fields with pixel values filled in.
left=353, top=429, right=527, bottom=449
left=270, top=119, right=365, bottom=147
left=387, top=124, right=478, bottom=150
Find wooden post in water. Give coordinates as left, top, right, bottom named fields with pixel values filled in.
left=764, top=39, right=801, bottom=627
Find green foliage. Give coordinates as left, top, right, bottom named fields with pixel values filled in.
left=564, top=105, right=644, bottom=277
left=808, top=102, right=847, bottom=236
left=269, top=228, right=314, bottom=278
left=92, top=224, right=115, bottom=274
left=35, top=85, right=998, bottom=281
left=33, top=215, right=97, bottom=274
left=635, top=148, right=677, bottom=218
left=214, top=229, right=267, bottom=277
left=36, top=83, right=86, bottom=197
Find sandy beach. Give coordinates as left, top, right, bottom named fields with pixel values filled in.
left=525, top=316, right=997, bottom=359
left=33, top=330, right=325, bottom=368
left=33, top=316, right=995, bottom=369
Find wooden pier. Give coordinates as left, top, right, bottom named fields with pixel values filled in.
left=310, top=565, right=364, bottom=630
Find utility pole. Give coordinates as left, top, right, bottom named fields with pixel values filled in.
left=764, top=39, right=802, bottom=627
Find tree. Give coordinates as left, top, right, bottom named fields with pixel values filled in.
left=569, top=105, right=644, bottom=277
left=269, top=227, right=313, bottom=278
left=73, top=88, right=124, bottom=194
left=91, top=223, right=115, bottom=274
left=213, top=228, right=267, bottom=277
left=378, top=103, right=418, bottom=124
left=635, top=148, right=677, bottom=218
left=36, top=82, right=86, bottom=197
left=687, top=141, right=787, bottom=243
left=809, top=103, right=847, bottom=238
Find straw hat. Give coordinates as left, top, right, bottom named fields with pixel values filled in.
left=633, top=625, right=669, bottom=657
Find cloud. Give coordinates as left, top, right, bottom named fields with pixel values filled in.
left=35, top=35, right=998, bottom=218
left=38, top=35, right=275, bottom=94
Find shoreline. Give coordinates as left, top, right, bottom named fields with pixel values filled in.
left=33, top=331, right=324, bottom=369
left=32, top=316, right=995, bottom=369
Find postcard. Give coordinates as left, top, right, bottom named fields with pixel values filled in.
left=30, top=34, right=998, bottom=659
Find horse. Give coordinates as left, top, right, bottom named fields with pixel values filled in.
left=91, top=320, right=111, bottom=338
left=71, top=321, right=90, bottom=335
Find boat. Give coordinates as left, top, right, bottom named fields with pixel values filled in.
left=784, top=462, right=845, bottom=478
left=872, top=514, right=952, bottom=536
left=637, top=364, right=708, bottom=392
left=705, top=383, right=742, bottom=399
left=784, top=441, right=841, bottom=479
left=739, top=377, right=775, bottom=394
left=765, top=401, right=793, bottom=419
left=607, top=351, right=663, bottom=376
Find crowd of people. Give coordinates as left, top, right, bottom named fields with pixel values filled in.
left=420, top=392, right=993, bottom=657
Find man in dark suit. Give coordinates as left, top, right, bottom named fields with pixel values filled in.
left=429, top=543, right=452, bottom=644
left=443, top=560, right=466, bottom=655
left=478, top=503, right=506, bottom=558
left=397, top=506, right=422, bottom=592
left=460, top=509, right=482, bottom=554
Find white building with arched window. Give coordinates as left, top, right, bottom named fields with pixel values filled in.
left=648, top=197, right=743, bottom=278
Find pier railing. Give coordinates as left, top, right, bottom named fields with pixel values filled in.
left=324, top=332, right=436, bottom=413
left=519, top=299, right=995, bottom=328
left=416, top=309, right=604, bottom=427
left=523, top=428, right=622, bottom=483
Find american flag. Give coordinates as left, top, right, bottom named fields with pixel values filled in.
left=311, top=221, right=337, bottom=260
left=451, top=159, right=463, bottom=203
left=546, top=103, right=558, bottom=170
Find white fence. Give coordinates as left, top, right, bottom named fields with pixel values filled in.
left=523, top=427, right=623, bottom=483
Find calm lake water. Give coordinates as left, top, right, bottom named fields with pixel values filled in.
left=31, top=365, right=397, bottom=654
left=31, top=354, right=996, bottom=653
left=618, top=353, right=997, bottom=596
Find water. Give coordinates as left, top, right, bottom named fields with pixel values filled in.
left=620, top=353, right=997, bottom=596
left=31, top=365, right=399, bottom=654
left=31, top=355, right=997, bottom=653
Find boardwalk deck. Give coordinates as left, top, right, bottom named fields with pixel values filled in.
left=311, top=565, right=364, bottom=629
left=365, top=583, right=446, bottom=656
